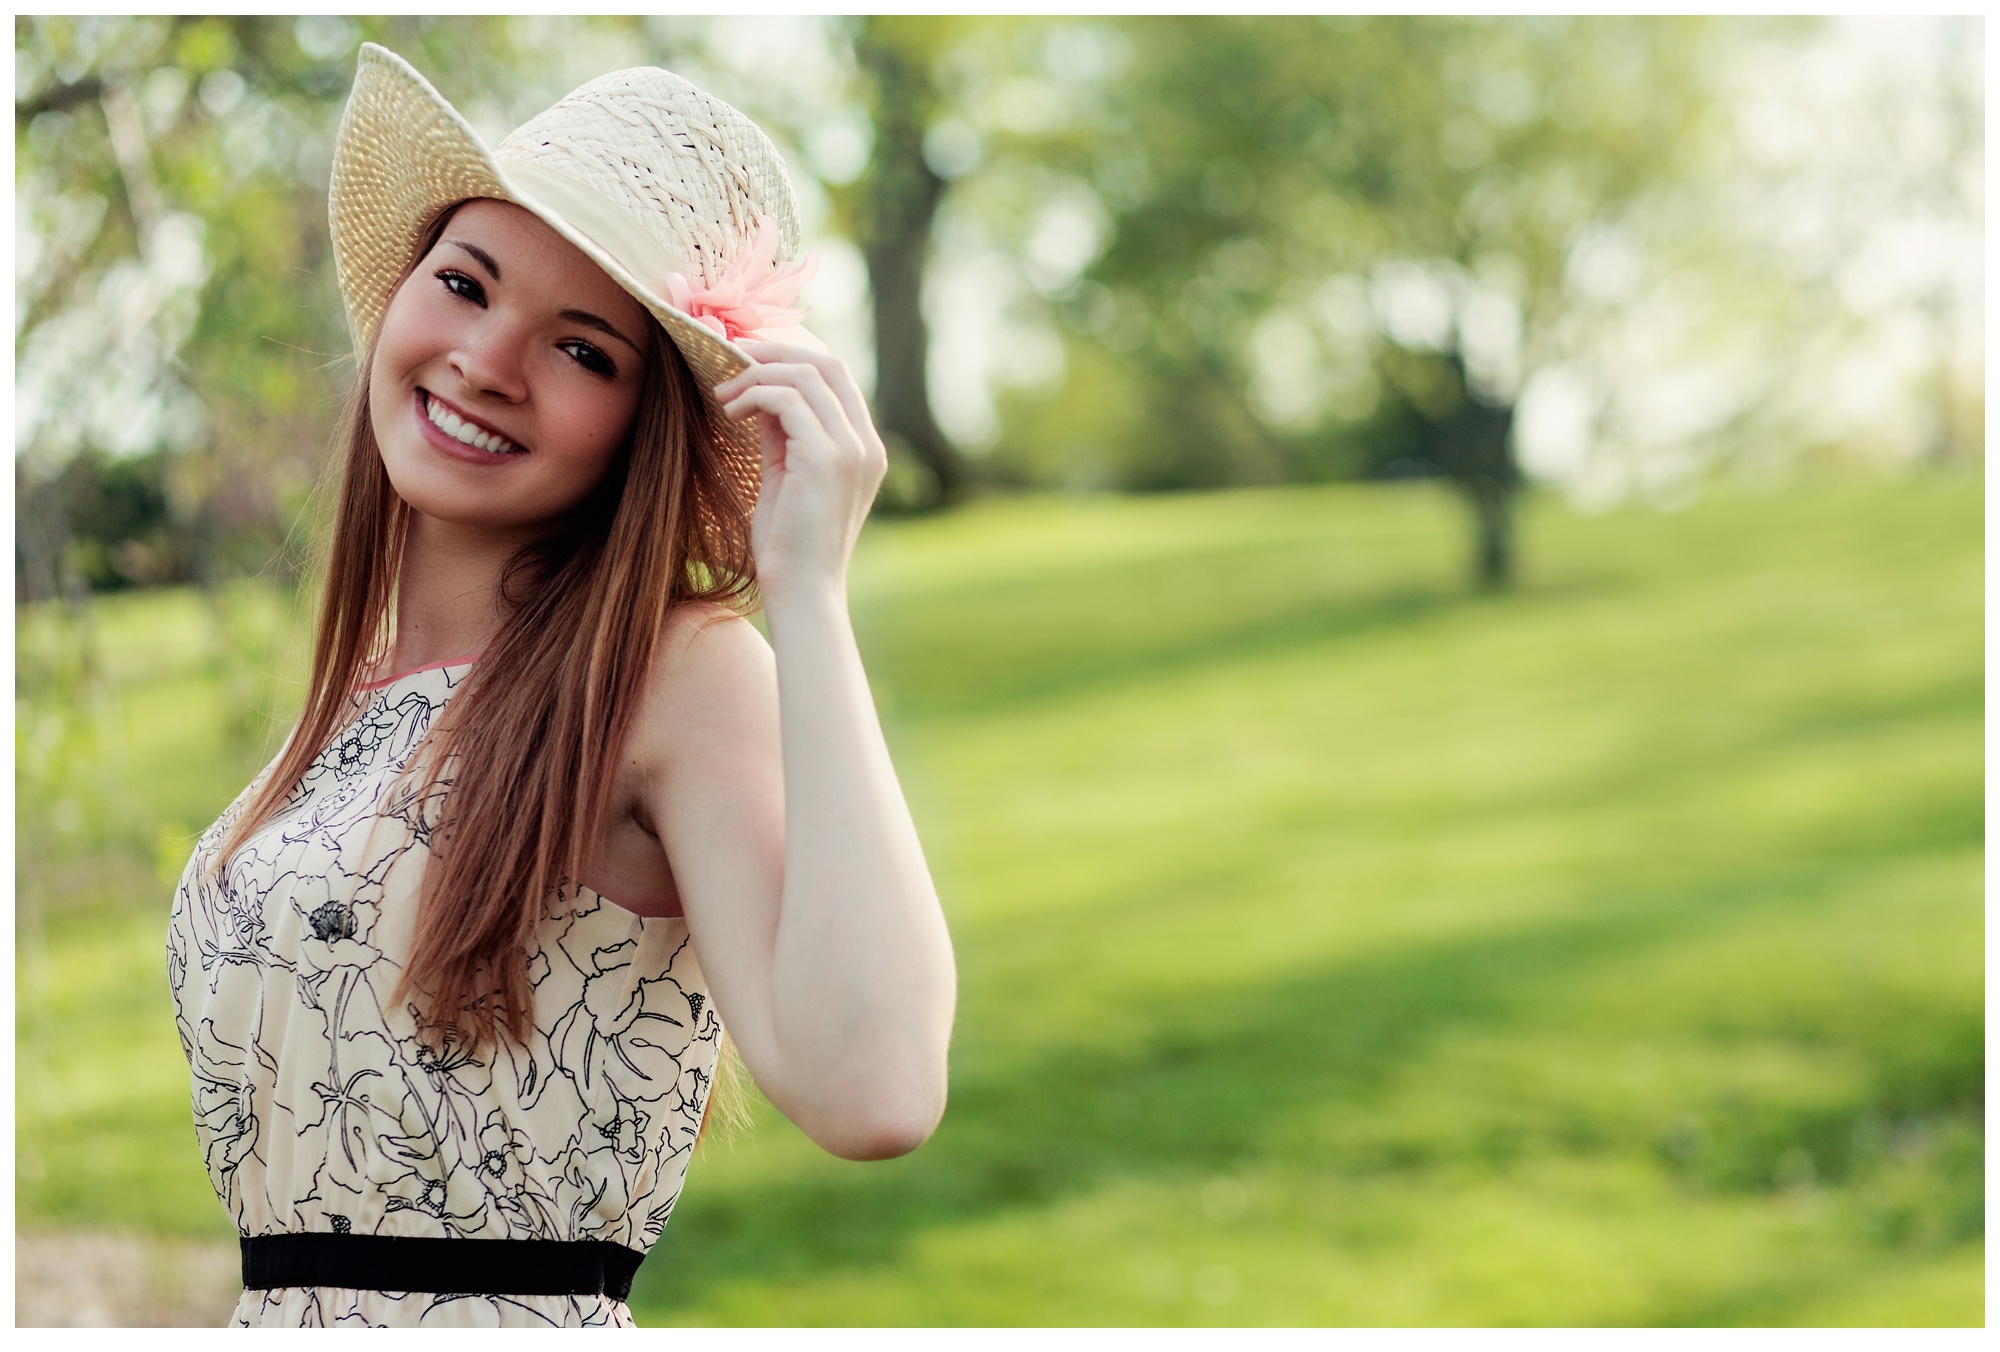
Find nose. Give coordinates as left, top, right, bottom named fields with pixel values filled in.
left=448, top=321, right=530, bottom=404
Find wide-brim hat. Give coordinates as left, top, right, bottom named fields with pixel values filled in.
left=329, top=43, right=816, bottom=507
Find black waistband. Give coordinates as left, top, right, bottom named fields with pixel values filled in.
left=240, top=1233, right=646, bottom=1300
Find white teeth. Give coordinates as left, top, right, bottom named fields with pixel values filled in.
left=426, top=395, right=517, bottom=453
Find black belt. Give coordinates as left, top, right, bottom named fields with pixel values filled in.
left=240, top=1233, right=647, bottom=1300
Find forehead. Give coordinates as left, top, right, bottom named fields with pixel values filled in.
left=437, top=198, right=650, bottom=330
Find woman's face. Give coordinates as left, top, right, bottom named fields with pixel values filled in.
left=369, top=198, right=654, bottom=534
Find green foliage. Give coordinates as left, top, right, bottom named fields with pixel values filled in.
left=13, top=450, right=201, bottom=592
left=16, top=475, right=1981, bottom=1323
left=976, top=16, right=1744, bottom=496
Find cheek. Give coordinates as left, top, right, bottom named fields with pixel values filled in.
left=544, top=382, right=643, bottom=471
left=366, top=359, right=399, bottom=454
left=372, top=282, right=427, bottom=370
left=367, top=289, right=432, bottom=418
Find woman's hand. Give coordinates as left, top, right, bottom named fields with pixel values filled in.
left=713, top=341, right=887, bottom=599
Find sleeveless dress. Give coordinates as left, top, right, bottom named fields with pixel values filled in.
left=166, top=660, right=721, bottom=1327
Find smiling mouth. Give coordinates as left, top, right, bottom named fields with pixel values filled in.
left=421, top=390, right=525, bottom=455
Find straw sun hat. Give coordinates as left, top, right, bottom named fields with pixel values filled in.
left=329, top=42, right=822, bottom=504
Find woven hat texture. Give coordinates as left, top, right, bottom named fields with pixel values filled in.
left=329, top=43, right=807, bottom=506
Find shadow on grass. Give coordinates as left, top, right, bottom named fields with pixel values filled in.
left=635, top=847, right=1980, bottom=1316
left=865, top=577, right=1470, bottom=722
left=857, top=507, right=1659, bottom=723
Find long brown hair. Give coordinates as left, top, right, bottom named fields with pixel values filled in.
left=218, top=202, right=756, bottom=1054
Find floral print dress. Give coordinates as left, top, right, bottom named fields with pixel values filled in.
left=167, top=660, right=721, bottom=1327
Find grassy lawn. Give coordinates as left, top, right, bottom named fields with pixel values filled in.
left=15, top=474, right=1983, bottom=1324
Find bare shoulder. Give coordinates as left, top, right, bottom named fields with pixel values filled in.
left=652, top=601, right=772, bottom=688
left=627, top=603, right=777, bottom=771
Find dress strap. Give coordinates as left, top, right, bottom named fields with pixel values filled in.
left=240, top=1233, right=646, bottom=1299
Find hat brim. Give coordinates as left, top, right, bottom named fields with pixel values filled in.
left=329, top=43, right=767, bottom=509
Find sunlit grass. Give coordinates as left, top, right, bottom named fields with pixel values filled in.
left=15, top=474, right=1982, bottom=1324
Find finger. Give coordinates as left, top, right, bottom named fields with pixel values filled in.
left=749, top=346, right=878, bottom=457
left=718, top=384, right=837, bottom=464
left=755, top=410, right=788, bottom=477
left=716, top=362, right=859, bottom=455
left=713, top=352, right=841, bottom=411
left=730, top=342, right=882, bottom=454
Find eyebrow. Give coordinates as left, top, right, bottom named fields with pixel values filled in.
left=443, top=238, right=501, bottom=281
left=560, top=309, right=643, bottom=356
left=443, top=238, right=643, bottom=357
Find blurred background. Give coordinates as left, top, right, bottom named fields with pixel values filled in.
left=13, top=14, right=1983, bottom=1326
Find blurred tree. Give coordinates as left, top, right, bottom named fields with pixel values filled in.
left=1715, top=17, right=1985, bottom=475
left=973, top=17, right=1743, bottom=587
left=21, top=17, right=355, bottom=599
left=842, top=17, right=970, bottom=507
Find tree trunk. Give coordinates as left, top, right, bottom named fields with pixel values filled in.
left=855, top=26, right=966, bottom=507
left=1432, top=349, right=1520, bottom=591
left=1465, top=478, right=1516, bottom=591
left=14, top=471, right=67, bottom=604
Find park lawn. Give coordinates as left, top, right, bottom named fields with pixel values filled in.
left=15, top=473, right=1983, bottom=1325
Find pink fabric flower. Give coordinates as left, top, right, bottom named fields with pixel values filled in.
left=662, top=216, right=819, bottom=345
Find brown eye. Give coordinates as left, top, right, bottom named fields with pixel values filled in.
left=560, top=340, right=616, bottom=378
left=437, top=269, right=485, bottom=305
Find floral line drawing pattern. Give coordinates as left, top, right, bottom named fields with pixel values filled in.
left=168, top=662, right=721, bottom=1327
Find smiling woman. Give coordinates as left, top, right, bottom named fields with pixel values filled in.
left=371, top=201, right=650, bottom=529
left=165, top=45, right=955, bottom=1328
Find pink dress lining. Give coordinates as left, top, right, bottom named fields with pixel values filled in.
left=354, top=652, right=483, bottom=691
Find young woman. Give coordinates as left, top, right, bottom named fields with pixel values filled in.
left=167, top=45, right=956, bottom=1327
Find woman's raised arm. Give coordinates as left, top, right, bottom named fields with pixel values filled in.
left=633, top=340, right=956, bottom=1160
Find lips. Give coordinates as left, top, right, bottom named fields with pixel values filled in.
left=419, top=389, right=526, bottom=456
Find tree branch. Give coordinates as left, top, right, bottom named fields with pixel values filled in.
left=16, top=75, right=105, bottom=125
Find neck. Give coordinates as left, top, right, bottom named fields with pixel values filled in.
left=386, top=511, right=543, bottom=675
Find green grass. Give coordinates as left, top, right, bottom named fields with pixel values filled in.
left=15, top=474, right=1983, bottom=1324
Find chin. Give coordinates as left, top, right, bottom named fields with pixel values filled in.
left=377, top=454, right=525, bottom=533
